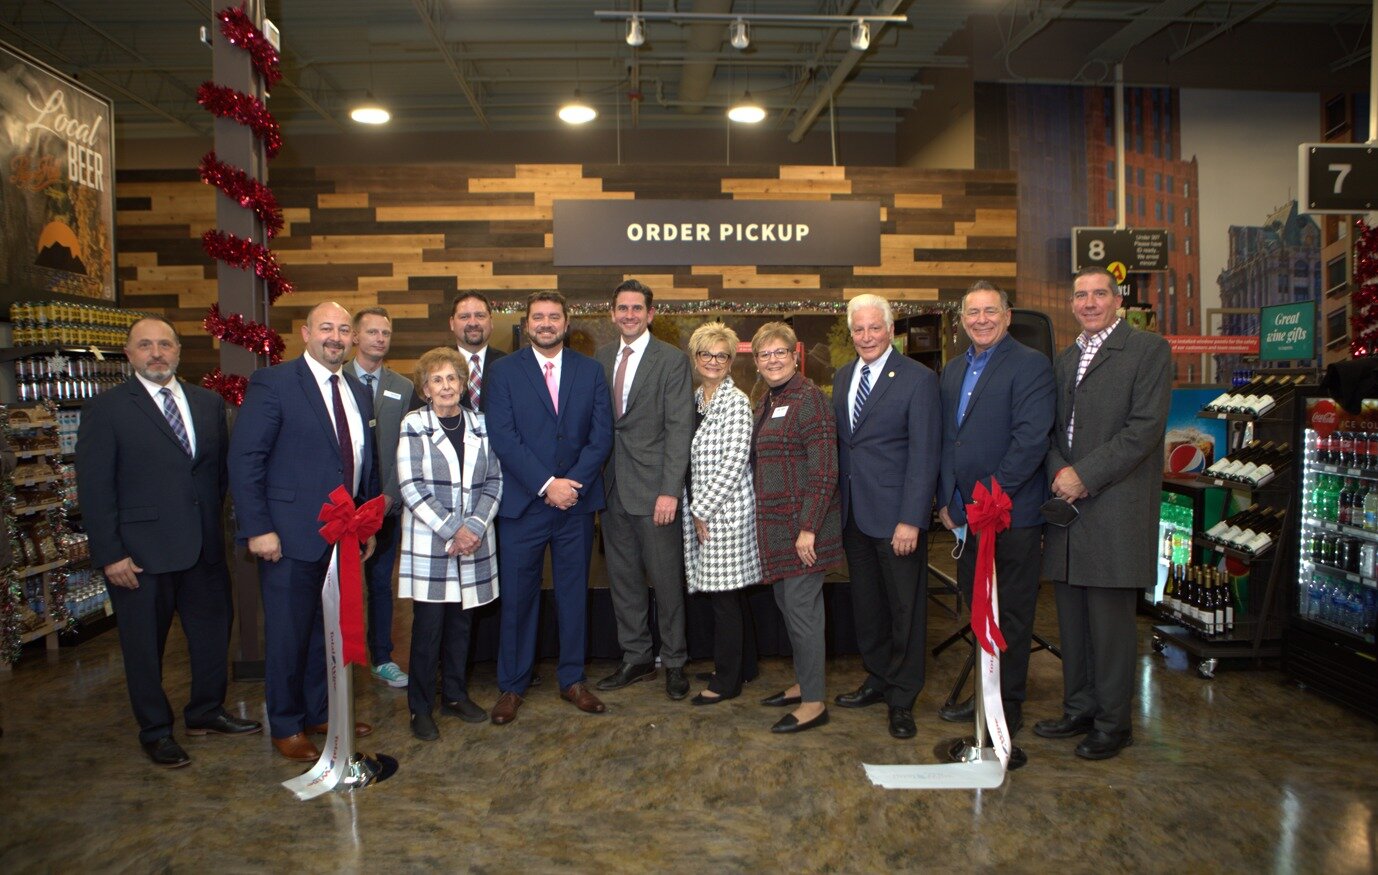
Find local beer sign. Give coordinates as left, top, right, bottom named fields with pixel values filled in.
left=0, top=41, right=117, bottom=302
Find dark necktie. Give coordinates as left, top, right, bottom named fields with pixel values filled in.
left=159, top=387, right=193, bottom=457
left=330, top=374, right=354, bottom=493
left=361, top=373, right=376, bottom=396
left=852, top=364, right=871, bottom=431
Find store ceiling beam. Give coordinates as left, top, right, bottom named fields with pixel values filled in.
left=1082, top=0, right=1208, bottom=64
left=996, top=0, right=1076, bottom=59
left=787, top=0, right=908, bottom=143
left=409, top=0, right=489, bottom=129
left=1166, top=0, right=1278, bottom=61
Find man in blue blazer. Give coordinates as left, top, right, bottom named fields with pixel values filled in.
left=832, top=294, right=941, bottom=740
left=936, top=281, right=1055, bottom=737
left=229, top=301, right=381, bottom=762
left=483, top=291, right=614, bottom=725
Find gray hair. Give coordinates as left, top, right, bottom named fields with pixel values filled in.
left=962, top=281, right=1010, bottom=312
left=846, top=294, right=894, bottom=330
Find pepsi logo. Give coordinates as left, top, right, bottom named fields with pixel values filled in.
left=1167, top=443, right=1207, bottom=474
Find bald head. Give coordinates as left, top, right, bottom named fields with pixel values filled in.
left=301, top=301, right=352, bottom=370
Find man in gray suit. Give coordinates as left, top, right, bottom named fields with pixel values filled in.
left=1034, top=266, right=1171, bottom=760
left=594, top=279, right=694, bottom=700
left=351, top=306, right=422, bottom=689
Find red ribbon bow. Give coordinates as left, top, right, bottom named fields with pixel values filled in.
left=318, top=486, right=386, bottom=666
left=966, top=479, right=1012, bottom=656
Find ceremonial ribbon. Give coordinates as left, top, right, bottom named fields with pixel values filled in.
left=966, top=479, right=1012, bottom=656
left=317, top=486, right=385, bottom=666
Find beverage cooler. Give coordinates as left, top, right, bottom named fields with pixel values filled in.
left=1289, top=392, right=1378, bottom=720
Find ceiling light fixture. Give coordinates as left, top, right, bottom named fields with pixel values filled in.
left=350, top=102, right=390, bottom=125
left=558, top=91, right=598, bottom=124
left=626, top=16, right=645, bottom=47
left=729, top=18, right=750, bottom=50
left=849, top=20, right=871, bottom=51
left=727, top=92, right=765, bottom=124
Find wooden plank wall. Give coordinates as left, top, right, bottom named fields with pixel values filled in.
left=114, top=164, right=1016, bottom=378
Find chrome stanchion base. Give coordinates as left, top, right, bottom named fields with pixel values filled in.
left=337, top=752, right=398, bottom=790
left=936, top=737, right=1027, bottom=770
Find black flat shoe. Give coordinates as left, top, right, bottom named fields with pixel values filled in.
left=771, top=709, right=829, bottom=734
left=410, top=711, right=439, bottom=741
left=760, top=690, right=802, bottom=707
left=888, top=706, right=917, bottom=739
left=834, top=684, right=885, bottom=708
left=1033, top=714, right=1095, bottom=739
left=185, top=712, right=263, bottom=736
left=1075, top=729, right=1133, bottom=760
left=441, top=697, right=489, bottom=724
left=691, top=691, right=736, bottom=706
left=142, top=736, right=191, bottom=768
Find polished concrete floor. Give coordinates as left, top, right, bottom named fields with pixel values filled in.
left=3, top=545, right=1377, bottom=873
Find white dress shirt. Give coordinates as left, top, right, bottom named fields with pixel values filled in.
left=846, top=345, right=893, bottom=424
left=612, top=329, right=652, bottom=414
left=137, top=372, right=196, bottom=456
left=304, top=353, right=365, bottom=494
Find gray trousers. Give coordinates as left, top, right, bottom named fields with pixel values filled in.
left=773, top=570, right=827, bottom=703
left=1052, top=581, right=1138, bottom=735
left=602, top=487, right=687, bottom=668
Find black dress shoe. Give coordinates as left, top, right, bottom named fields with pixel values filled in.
left=771, top=709, right=829, bottom=734
left=185, top=712, right=263, bottom=737
left=441, top=697, right=488, bottom=724
left=142, top=736, right=191, bottom=768
left=691, top=691, right=736, bottom=706
left=1008, top=745, right=1028, bottom=770
left=410, top=711, right=439, bottom=741
left=938, top=697, right=975, bottom=724
left=1075, top=729, right=1133, bottom=760
left=760, top=690, right=802, bottom=707
left=595, top=661, right=656, bottom=691
left=888, top=706, right=917, bottom=739
left=1033, top=714, right=1095, bottom=739
left=834, top=684, right=885, bottom=708
left=665, top=667, right=689, bottom=700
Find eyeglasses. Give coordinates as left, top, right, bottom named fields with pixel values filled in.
left=695, top=351, right=731, bottom=364
left=754, top=348, right=792, bottom=361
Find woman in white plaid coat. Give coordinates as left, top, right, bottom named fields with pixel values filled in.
left=682, top=323, right=761, bottom=706
left=398, top=348, right=502, bottom=741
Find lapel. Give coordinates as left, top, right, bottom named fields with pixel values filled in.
left=834, top=359, right=856, bottom=437
left=421, top=407, right=464, bottom=488
left=520, top=348, right=559, bottom=419
left=623, top=338, right=657, bottom=416
left=957, top=338, right=1013, bottom=433
left=296, top=356, right=341, bottom=451
left=1079, top=320, right=1130, bottom=386
left=184, top=384, right=214, bottom=462
left=126, top=378, right=188, bottom=459
left=850, top=353, right=898, bottom=434
left=557, top=351, right=577, bottom=419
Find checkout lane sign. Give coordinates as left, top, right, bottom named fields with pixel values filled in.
left=1071, top=227, right=1171, bottom=275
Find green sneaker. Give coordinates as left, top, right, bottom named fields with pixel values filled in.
left=371, top=661, right=409, bottom=688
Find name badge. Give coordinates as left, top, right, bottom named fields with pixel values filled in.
left=772, top=405, right=789, bottom=419
left=383, top=389, right=403, bottom=400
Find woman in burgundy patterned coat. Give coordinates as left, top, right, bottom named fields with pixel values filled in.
left=749, top=322, right=843, bottom=734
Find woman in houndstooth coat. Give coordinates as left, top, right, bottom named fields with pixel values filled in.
left=682, top=323, right=761, bottom=705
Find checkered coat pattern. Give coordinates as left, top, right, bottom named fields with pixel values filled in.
left=682, top=377, right=761, bottom=594
left=397, top=406, right=501, bottom=607
left=752, top=374, right=843, bottom=584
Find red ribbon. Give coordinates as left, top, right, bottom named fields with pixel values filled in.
left=966, top=479, right=1012, bottom=656
left=317, top=486, right=385, bottom=666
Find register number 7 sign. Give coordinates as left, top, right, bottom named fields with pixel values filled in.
left=1300, top=143, right=1378, bottom=213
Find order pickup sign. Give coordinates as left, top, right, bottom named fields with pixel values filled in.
left=1299, top=143, right=1378, bottom=213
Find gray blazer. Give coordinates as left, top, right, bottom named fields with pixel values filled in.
left=1042, top=321, right=1171, bottom=589
left=596, top=335, right=693, bottom=515
left=355, top=362, right=420, bottom=515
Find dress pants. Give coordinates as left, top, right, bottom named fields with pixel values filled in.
left=497, top=508, right=594, bottom=693
left=601, top=487, right=687, bottom=669
left=772, top=571, right=827, bottom=703
left=105, top=554, right=232, bottom=744
left=707, top=588, right=749, bottom=696
left=842, top=520, right=928, bottom=709
left=956, top=525, right=1043, bottom=723
left=363, top=512, right=401, bottom=666
left=407, top=600, right=472, bottom=716
left=1053, top=581, right=1138, bottom=735
left=259, top=552, right=331, bottom=739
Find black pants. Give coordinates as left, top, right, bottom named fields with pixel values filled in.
left=842, top=520, right=928, bottom=709
left=956, top=525, right=1043, bottom=724
left=106, top=557, right=232, bottom=744
left=407, top=600, right=473, bottom=717
left=707, top=589, right=749, bottom=696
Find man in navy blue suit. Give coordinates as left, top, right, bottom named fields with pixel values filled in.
left=229, top=301, right=381, bottom=762
left=936, top=281, right=1055, bottom=737
left=832, top=294, right=941, bottom=740
left=483, top=291, right=614, bottom=725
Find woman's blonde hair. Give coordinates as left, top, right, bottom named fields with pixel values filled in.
left=688, top=321, right=739, bottom=361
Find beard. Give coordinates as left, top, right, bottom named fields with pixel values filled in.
left=527, top=328, right=564, bottom=350
left=136, top=362, right=175, bottom=383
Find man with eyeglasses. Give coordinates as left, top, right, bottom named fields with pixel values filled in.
left=594, top=279, right=694, bottom=700
left=936, top=282, right=1054, bottom=755
left=1034, top=266, right=1170, bottom=760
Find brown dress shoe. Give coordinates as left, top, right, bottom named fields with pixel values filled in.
left=272, top=733, right=320, bottom=762
left=305, top=721, right=372, bottom=738
left=560, top=683, right=607, bottom=714
left=490, top=691, right=524, bottom=725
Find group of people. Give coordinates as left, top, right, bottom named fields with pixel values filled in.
left=75, top=265, right=1170, bottom=770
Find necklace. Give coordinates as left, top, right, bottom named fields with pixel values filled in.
left=435, top=409, right=463, bottom=431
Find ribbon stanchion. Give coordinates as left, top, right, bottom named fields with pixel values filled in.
left=282, top=487, right=395, bottom=800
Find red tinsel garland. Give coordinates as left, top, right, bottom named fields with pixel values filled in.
left=204, top=303, right=285, bottom=365
left=1352, top=219, right=1378, bottom=359
left=196, top=82, right=283, bottom=159
left=218, top=4, right=283, bottom=89
left=201, top=229, right=294, bottom=303
left=199, top=151, right=284, bottom=238
left=202, top=368, right=250, bottom=407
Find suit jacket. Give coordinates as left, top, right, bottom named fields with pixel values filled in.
left=354, top=361, right=421, bottom=515
left=483, top=346, right=613, bottom=520
left=460, top=346, right=505, bottom=413
left=937, top=335, right=1055, bottom=529
left=833, top=351, right=941, bottom=538
left=76, top=378, right=229, bottom=574
left=1042, top=321, right=1171, bottom=589
left=596, top=335, right=693, bottom=514
left=397, top=406, right=501, bottom=607
left=228, top=356, right=382, bottom=563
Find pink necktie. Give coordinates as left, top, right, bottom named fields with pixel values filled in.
left=544, top=361, right=558, bottom=414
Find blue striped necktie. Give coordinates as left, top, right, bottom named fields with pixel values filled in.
left=159, top=387, right=193, bottom=457
left=852, top=364, right=871, bottom=431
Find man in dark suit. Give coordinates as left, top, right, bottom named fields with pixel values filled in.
left=832, top=294, right=941, bottom=739
left=77, top=317, right=260, bottom=768
left=350, top=306, right=422, bottom=691
left=452, top=290, right=504, bottom=412
left=594, top=280, right=694, bottom=700
left=936, top=281, right=1055, bottom=741
left=1034, top=266, right=1171, bottom=760
left=483, top=291, right=614, bottom=725
left=229, top=301, right=381, bottom=762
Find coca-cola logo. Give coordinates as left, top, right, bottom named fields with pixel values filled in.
left=1310, top=399, right=1340, bottom=436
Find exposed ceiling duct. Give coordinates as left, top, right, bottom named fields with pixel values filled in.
left=676, top=0, right=735, bottom=115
